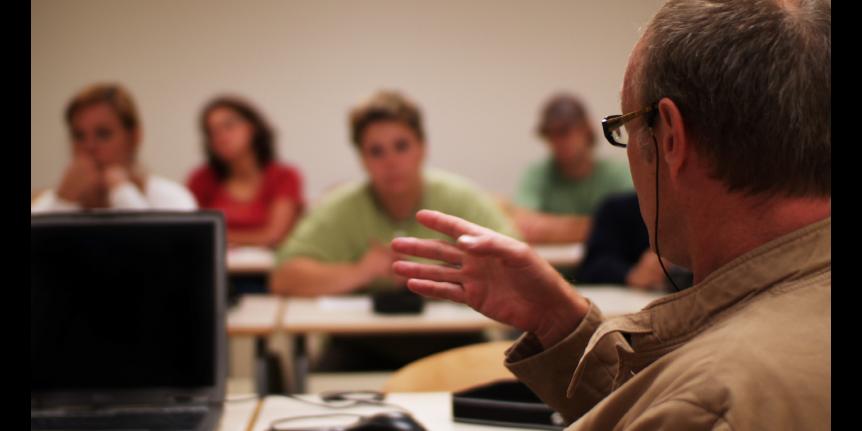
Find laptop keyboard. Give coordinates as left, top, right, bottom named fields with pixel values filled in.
left=31, top=408, right=208, bottom=431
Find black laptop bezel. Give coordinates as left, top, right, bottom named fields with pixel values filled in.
left=30, top=210, right=228, bottom=409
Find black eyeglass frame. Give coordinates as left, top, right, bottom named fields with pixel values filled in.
left=601, top=102, right=659, bottom=148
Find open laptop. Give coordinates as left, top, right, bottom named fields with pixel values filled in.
left=31, top=211, right=227, bottom=431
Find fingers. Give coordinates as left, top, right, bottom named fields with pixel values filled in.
left=392, top=261, right=462, bottom=284
left=415, top=210, right=488, bottom=239
left=391, top=237, right=463, bottom=265
left=406, top=279, right=466, bottom=303
left=456, top=233, right=535, bottom=268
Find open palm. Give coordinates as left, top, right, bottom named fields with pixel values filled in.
left=391, top=210, right=588, bottom=337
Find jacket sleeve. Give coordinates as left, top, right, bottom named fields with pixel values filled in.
left=620, top=399, right=730, bottom=431
left=504, top=301, right=620, bottom=424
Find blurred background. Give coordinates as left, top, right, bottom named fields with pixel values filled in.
left=31, top=0, right=662, bottom=200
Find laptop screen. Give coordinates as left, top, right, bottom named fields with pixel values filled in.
left=31, top=215, right=219, bottom=393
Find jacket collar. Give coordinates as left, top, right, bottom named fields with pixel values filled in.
left=567, top=217, right=831, bottom=397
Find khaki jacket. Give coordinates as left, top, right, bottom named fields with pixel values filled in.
left=506, top=218, right=831, bottom=430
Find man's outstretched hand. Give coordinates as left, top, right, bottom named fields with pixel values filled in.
left=392, top=209, right=590, bottom=349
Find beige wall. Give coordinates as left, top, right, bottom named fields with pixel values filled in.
left=31, top=0, right=662, bottom=200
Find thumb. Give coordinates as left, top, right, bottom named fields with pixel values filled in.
left=456, top=234, right=534, bottom=268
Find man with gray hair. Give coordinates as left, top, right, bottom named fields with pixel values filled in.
left=392, top=0, right=830, bottom=428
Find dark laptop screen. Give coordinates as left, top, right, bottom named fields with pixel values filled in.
left=31, top=218, right=217, bottom=392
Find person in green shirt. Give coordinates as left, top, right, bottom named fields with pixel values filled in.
left=271, top=90, right=517, bottom=296
left=507, top=93, right=633, bottom=244
left=269, top=90, right=517, bottom=371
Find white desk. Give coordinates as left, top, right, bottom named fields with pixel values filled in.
left=279, top=288, right=663, bottom=335
left=281, top=297, right=507, bottom=394
left=576, top=285, right=666, bottom=318
left=228, top=294, right=284, bottom=336
left=251, top=393, right=537, bottom=431
left=282, top=297, right=506, bottom=335
left=228, top=247, right=276, bottom=274
left=532, top=243, right=585, bottom=268
left=279, top=288, right=665, bottom=393
left=218, top=397, right=261, bottom=431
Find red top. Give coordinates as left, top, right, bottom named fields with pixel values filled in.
left=187, top=163, right=304, bottom=231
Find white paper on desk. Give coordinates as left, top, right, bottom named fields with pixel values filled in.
left=533, top=243, right=585, bottom=263
left=317, top=296, right=372, bottom=311
left=227, top=246, right=275, bottom=266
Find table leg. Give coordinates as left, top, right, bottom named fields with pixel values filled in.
left=291, top=334, right=308, bottom=394
left=253, top=337, right=268, bottom=396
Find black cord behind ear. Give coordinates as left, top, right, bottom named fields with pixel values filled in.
left=651, top=132, right=681, bottom=293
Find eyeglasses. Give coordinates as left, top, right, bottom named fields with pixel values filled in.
left=601, top=103, right=658, bottom=148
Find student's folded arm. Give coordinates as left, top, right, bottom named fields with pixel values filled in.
left=550, top=215, right=592, bottom=243
left=269, top=257, right=368, bottom=297
left=514, top=210, right=591, bottom=243
left=108, top=182, right=150, bottom=209
left=227, top=198, right=299, bottom=247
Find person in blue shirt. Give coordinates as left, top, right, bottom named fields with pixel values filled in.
left=575, top=192, right=692, bottom=291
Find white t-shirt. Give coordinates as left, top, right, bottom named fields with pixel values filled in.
left=31, top=175, right=197, bottom=213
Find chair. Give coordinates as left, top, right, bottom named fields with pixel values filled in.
left=382, top=341, right=515, bottom=393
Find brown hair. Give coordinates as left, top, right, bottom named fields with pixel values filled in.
left=349, top=90, right=425, bottom=148
left=200, top=96, right=277, bottom=181
left=65, top=83, right=140, bottom=132
left=536, top=93, right=596, bottom=146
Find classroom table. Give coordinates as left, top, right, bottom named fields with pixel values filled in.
left=218, top=396, right=262, bottom=431
left=532, top=242, right=585, bottom=268
left=281, top=297, right=506, bottom=394
left=227, top=246, right=276, bottom=275
left=227, top=295, right=286, bottom=395
left=250, top=392, right=539, bottom=431
left=279, top=286, right=666, bottom=394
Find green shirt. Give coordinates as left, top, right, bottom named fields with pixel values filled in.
left=277, top=169, right=518, bottom=291
left=514, top=157, right=633, bottom=215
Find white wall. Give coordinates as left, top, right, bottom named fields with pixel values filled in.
left=31, top=0, right=662, bottom=200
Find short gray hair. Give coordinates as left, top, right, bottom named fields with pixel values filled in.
left=638, top=0, right=830, bottom=198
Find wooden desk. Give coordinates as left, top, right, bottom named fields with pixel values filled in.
left=228, top=247, right=276, bottom=275
left=532, top=243, right=585, bottom=268
left=251, top=393, right=538, bottom=431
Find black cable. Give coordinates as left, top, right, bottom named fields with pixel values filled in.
left=651, top=134, right=681, bottom=293
left=279, top=394, right=409, bottom=412
left=264, top=394, right=411, bottom=431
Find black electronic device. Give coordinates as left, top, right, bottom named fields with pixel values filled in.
left=452, top=379, right=566, bottom=430
left=31, top=211, right=227, bottom=431
left=371, top=288, right=425, bottom=314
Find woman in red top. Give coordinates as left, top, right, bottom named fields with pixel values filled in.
left=187, top=96, right=304, bottom=248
